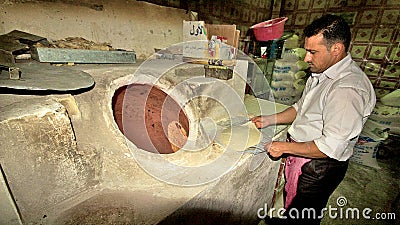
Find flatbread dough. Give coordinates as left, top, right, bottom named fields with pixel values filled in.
left=215, top=121, right=262, bottom=150
left=167, top=121, right=188, bottom=152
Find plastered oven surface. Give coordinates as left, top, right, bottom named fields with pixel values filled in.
left=0, top=62, right=288, bottom=224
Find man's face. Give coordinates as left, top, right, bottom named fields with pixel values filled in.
left=304, top=33, right=336, bottom=73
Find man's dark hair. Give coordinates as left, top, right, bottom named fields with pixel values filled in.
left=304, top=14, right=351, bottom=52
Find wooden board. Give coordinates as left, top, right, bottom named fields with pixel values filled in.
left=182, top=57, right=236, bottom=66
left=234, top=30, right=240, bottom=49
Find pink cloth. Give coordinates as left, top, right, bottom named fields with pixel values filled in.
left=284, top=155, right=311, bottom=209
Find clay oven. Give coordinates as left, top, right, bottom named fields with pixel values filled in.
left=112, top=83, right=189, bottom=154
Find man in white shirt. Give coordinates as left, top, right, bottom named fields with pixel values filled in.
left=252, top=14, right=376, bottom=224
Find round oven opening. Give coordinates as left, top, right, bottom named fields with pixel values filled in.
left=112, top=84, right=189, bottom=154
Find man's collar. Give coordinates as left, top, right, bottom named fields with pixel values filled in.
left=323, top=53, right=352, bottom=79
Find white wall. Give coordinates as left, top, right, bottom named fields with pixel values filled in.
left=0, top=0, right=190, bottom=60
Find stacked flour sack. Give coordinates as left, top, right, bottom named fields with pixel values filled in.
left=270, top=46, right=309, bottom=105
left=350, top=89, right=400, bottom=169
left=369, top=89, right=400, bottom=135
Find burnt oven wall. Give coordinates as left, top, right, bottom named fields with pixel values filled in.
left=112, top=83, right=189, bottom=154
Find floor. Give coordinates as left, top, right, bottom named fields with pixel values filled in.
left=322, top=155, right=399, bottom=225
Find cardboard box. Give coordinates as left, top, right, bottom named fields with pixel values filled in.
left=205, top=24, right=239, bottom=48
left=183, top=21, right=240, bottom=65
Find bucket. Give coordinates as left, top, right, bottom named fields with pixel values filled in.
left=251, top=17, right=288, bottom=41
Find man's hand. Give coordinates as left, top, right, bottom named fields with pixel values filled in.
left=250, top=115, right=273, bottom=129
left=264, top=141, right=287, bottom=158
left=250, top=106, right=297, bottom=129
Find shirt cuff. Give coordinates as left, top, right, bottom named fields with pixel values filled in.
left=292, top=102, right=299, bottom=112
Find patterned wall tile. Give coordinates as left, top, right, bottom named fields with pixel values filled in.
left=270, top=0, right=398, bottom=92
left=368, top=46, right=388, bottom=60
left=347, top=0, right=363, bottom=7
left=250, top=10, right=257, bottom=23
left=294, top=13, right=308, bottom=26
left=327, top=0, right=337, bottom=8
left=332, top=11, right=357, bottom=25
left=272, top=12, right=281, bottom=19
left=374, top=77, right=383, bottom=87
left=375, top=88, right=391, bottom=98
left=383, top=65, right=400, bottom=78
left=212, top=2, right=222, bottom=18
left=285, top=14, right=294, bottom=26
left=167, top=0, right=180, bottom=7
left=354, top=60, right=365, bottom=69
left=368, top=75, right=378, bottom=84
left=374, top=28, right=394, bottom=43
left=351, top=44, right=368, bottom=59
left=364, top=62, right=381, bottom=76
left=366, top=0, right=383, bottom=6
left=359, top=10, right=379, bottom=25
left=259, top=0, right=266, bottom=8
left=266, top=0, right=272, bottom=9
left=298, top=0, right=311, bottom=10
left=234, top=7, right=242, bottom=20
left=242, top=8, right=250, bottom=22
left=284, top=0, right=296, bottom=11
left=294, top=28, right=303, bottom=37
left=222, top=5, right=231, bottom=18
left=273, top=0, right=282, bottom=14
left=379, top=80, right=397, bottom=89
left=328, top=0, right=346, bottom=8
left=381, top=10, right=399, bottom=24
left=355, top=28, right=373, bottom=42
left=389, top=45, right=400, bottom=61
left=309, top=12, right=324, bottom=25
left=312, top=0, right=326, bottom=9
left=257, top=12, right=266, bottom=22
left=387, top=0, right=400, bottom=6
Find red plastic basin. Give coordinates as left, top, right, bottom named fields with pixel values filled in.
left=251, top=17, right=288, bottom=41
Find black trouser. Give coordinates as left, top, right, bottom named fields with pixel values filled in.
left=267, top=158, right=349, bottom=225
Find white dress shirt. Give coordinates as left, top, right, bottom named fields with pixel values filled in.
left=288, top=54, right=376, bottom=161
